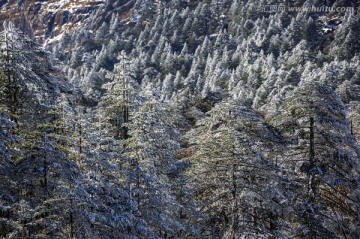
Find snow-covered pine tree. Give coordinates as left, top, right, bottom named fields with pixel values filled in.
left=271, top=80, right=360, bottom=238
left=185, top=101, right=291, bottom=238
left=123, top=90, right=198, bottom=237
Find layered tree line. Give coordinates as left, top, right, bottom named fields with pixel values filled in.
left=1, top=0, right=360, bottom=238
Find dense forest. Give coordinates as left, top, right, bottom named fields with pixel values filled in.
left=1, top=0, right=360, bottom=238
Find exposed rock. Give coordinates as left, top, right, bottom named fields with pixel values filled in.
left=0, top=0, right=105, bottom=43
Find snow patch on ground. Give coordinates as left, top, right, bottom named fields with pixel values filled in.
left=44, top=32, right=64, bottom=45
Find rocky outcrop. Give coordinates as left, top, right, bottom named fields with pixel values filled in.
left=0, top=0, right=105, bottom=43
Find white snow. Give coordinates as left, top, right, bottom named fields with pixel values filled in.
left=44, top=32, right=64, bottom=46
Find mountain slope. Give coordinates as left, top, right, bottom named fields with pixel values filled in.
left=1, top=0, right=360, bottom=238
left=0, top=0, right=106, bottom=42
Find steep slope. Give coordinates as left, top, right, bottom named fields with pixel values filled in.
left=0, top=0, right=105, bottom=42
left=43, top=0, right=360, bottom=237
left=0, top=0, right=187, bottom=44
left=1, top=0, right=360, bottom=238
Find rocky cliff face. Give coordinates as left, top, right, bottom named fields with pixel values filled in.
left=0, top=0, right=176, bottom=45
left=0, top=0, right=105, bottom=43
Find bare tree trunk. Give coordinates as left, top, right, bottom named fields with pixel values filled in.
left=308, top=116, right=316, bottom=239
left=70, top=183, right=75, bottom=239
left=231, top=145, right=238, bottom=239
